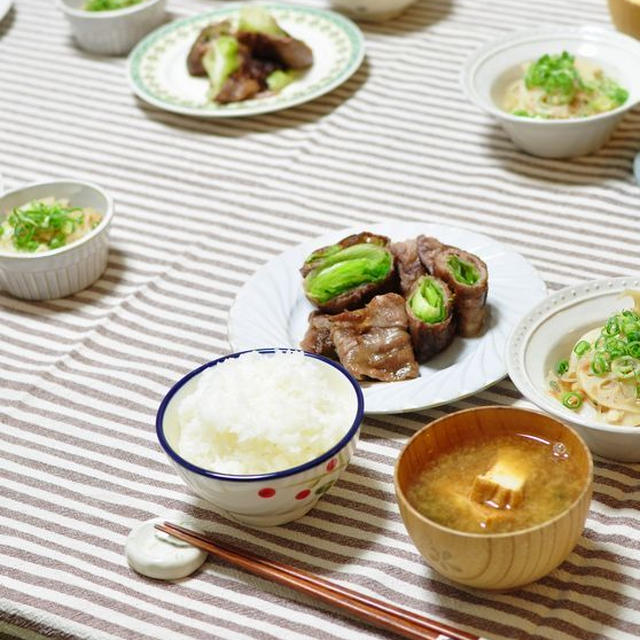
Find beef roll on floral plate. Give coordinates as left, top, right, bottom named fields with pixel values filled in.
left=228, top=222, right=547, bottom=414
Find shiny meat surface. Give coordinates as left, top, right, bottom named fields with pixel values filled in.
left=300, top=312, right=337, bottom=359
left=390, top=238, right=426, bottom=296
left=215, top=46, right=277, bottom=103
left=216, top=75, right=261, bottom=103
left=330, top=293, right=419, bottom=382
left=237, top=31, right=313, bottom=69
left=416, top=235, right=446, bottom=273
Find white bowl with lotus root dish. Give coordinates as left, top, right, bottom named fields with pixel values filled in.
left=0, top=180, right=113, bottom=300
left=157, top=349, right=364, bottom=527
left=507, top=277, right=640, bottom=461
left=463, top=26, right=640, bottom=158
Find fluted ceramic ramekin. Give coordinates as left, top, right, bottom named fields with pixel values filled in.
left=0, top=180, right=114, bottom=300
left=157, top=349, right=364, bottom=527
left=58, top=0, right=166, bottom=56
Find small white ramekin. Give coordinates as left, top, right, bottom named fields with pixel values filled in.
left=57, top=0, right=166, bottom=56
left=0, top=180, right=114, bottom=300
left=330, top=0, right=416, bottom=22
left=462, top=26, right=640, bottom=158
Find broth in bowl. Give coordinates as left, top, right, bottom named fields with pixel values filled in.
left=407, top=431, right=585, bottom=534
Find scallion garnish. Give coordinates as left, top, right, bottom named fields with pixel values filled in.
left=627, top=341, right=640, bottom=359
left=611, top=356, right=640, bottom=379
left=605, top=337, right=627, bottom=360
left=562, top=391, right=583, bottom=410
left=555, top=359, right=569, bottom=375
left=3, top=200, right=83, bottom=252
left=591, top=353, right=610, bottom=376
left=573, top=340, right=591, bottom=357
left=602, top=317, right=620, bottom=337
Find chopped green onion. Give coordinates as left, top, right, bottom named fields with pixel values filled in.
left=602, top=317, right=620, bottom=337
left=555, top=359, right=569, bottom=375
left=5, top=200, right=83, bottom=252
left=594, top=336, right=607, bottom=352
left=627, top=331, right=640, bottom=343
left=562, top=391, right=583, bottom=410
left=84, top=0, right=142, bottom=11
left=627, top=341, right=640, bottom=359
left=611, top=356, right=640, bottom=379
left=605, top=337, right=627, bottom=359
left=591, top=353, right=610, bottom=376
left=620, top=318, right=640, bottom=336
left=573, top=340, right=591, bottom=357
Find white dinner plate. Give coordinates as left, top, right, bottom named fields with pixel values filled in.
left=228, top=222, right=547, bottom=414
left=127, top=3, right=364, bottom=118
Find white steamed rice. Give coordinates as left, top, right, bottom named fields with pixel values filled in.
left=176, top=351, right=357, bottom=474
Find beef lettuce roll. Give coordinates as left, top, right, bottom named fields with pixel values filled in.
left=432, top=248, right=488, bottom=337
left=406, top=276, right=455, bottom=362
left=301, top=232, right=396, bottom=314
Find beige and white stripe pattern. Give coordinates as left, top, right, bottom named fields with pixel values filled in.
left=1, top=0, right=639, bottom=637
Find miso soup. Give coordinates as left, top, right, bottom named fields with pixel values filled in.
left=407, top=433, right=584, bottom=534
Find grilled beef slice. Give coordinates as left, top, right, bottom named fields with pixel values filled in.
left=300, top=311, right=337, bottom=359
left=390, top=238, right=427, bottom=296
left=330, top=293, right=419, bottom=382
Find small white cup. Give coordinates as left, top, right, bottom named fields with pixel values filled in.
left=0, top=180, right=114, bottom=300
left=57, top=0, right=166, bottom=56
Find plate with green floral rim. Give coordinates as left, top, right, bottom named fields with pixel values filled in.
left=127, top=3, right=365, bottom=118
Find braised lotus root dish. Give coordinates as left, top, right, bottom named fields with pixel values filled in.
left=548, top=291, right=640, bottom=427
left=187, top=7, right=313, bottom=104
left=503, top=51, right=628, bottom=120
left=407, top=433, right=584, bottom=533
left=300, top=231, right=489, bottom=382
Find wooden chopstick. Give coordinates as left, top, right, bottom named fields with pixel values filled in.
left=156, top=522, right=481, bottom=640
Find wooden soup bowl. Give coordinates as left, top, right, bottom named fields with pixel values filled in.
left=394, top=406, right=593, bottom=590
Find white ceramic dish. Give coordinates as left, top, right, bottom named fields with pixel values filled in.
left=228, top=222, right=547, bottom=415
left=462, top=26, right=640, bottom=158
left=507, top=277, right=640, bottom=461
left=0, top=180, right=114, bottom=300
left=330, top=0, right=415, bottom=22
left=127, top=3, right=364, bottom=118
left=58, top=0, right=166, bottom=56
left=157, top=349, right=364, bottom=527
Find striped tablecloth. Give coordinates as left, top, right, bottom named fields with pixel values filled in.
left=1, top=0, right=639, bottom=638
